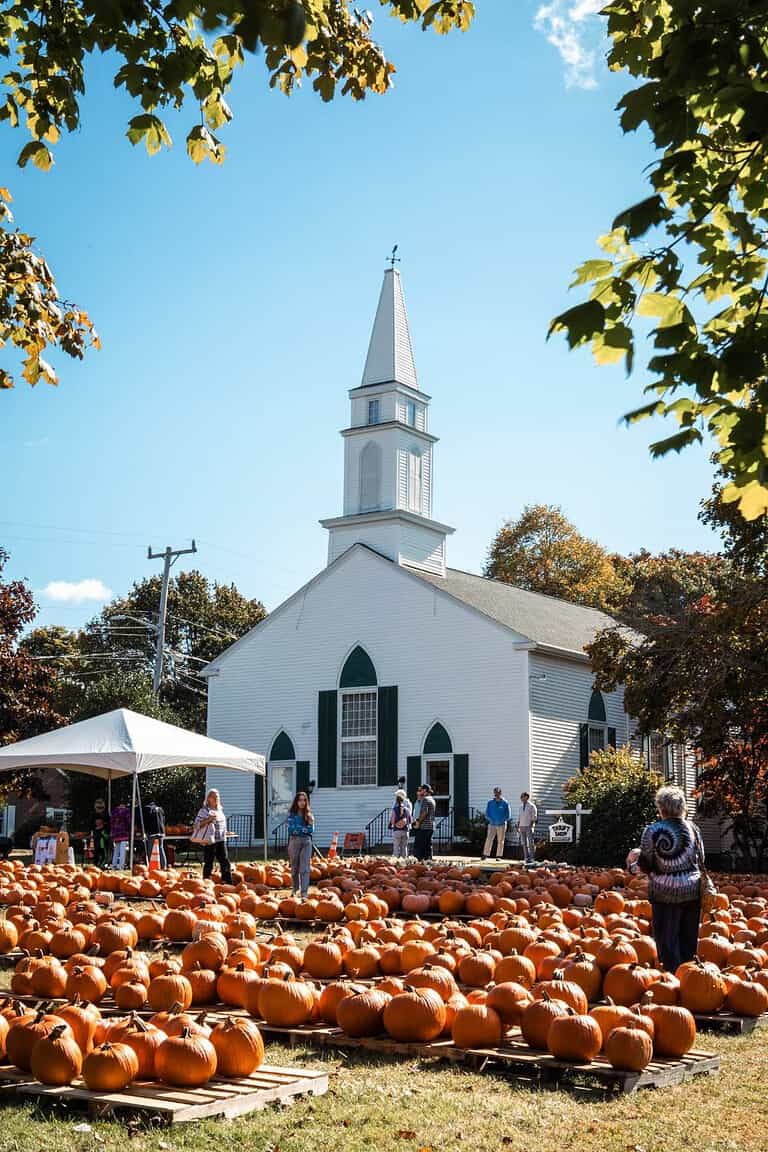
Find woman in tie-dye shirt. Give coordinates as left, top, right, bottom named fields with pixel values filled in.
left=637, top=785, right=704, bottom=973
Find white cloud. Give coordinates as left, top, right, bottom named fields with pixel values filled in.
left=534, top=0, right=604, bottom=90
left=40, top=579, right=112, bottom=604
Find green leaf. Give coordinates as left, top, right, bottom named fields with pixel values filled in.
left=593, top=323, right=634, bottom=370
left=17, top=141, right=53, bottom=170
left=548, top=300, right=605, bottom=348
left=722, top=480, right=768, bottom=521
left=612, top=195, right=669, bottom=239
left=126, top=114, right=172, bottom=156
left=637, top=292, right=685, bottom=328
left=570, top=259, right=613, bottom=288
left=648, top=428, right=704, bottom=457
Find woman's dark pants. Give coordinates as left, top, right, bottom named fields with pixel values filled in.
left=203, top=840, right=232, bottom=884
left=651, top=899, right=700, bottom=972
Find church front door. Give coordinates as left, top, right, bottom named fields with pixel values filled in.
left=268, top=761, right=295, bottom=833
left=425, top=758, right=451, bottom=819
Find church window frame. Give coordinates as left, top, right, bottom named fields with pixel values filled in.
left=367, top=398, right=380, bottom=425
left=406, top=400, right=416, bottom=427
left=339, top=686, right=378, bottom=786
left=587, top=689, right=607, bottom=754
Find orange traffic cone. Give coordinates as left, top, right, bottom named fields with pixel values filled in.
left=327, top=832, right=339, bottom=861
left=148, top=838, right=162, bottom=872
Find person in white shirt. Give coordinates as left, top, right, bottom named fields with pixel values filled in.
left=517, top=792, right=538, bottom=864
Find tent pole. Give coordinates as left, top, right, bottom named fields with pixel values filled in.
left=107, top=771, right=112, bottom=812
left=129, top=771, right=137, bottom=872
left=136, top=775, right=147, bottom=866
left=263, top=770, right=268, bottom=863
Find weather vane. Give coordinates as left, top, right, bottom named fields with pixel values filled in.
left=388, top=244, right=400, bottom=268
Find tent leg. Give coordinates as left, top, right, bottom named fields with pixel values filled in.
left=107, top=771, right=112, bottom=812
left=135, top=775, right=147, bottom=867
left=263, top=772, right=268, bottom=863
left=129, top=772, right=137, bottom=872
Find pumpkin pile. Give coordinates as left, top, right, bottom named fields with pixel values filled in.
left=0, top=992, right=265, bottom=1090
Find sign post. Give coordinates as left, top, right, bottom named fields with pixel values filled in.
left=545, top=803, right=592, bottom=841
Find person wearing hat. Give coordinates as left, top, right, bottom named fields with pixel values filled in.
left=482, top=787, right=511, bottom=861
left=389, top=788, right=413, bottom=859
left=412, top=785, right=436, bottom=862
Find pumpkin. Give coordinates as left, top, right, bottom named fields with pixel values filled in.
left=336, top=988, right=392, bottom=1037
left=595, top=939, right=639, bottom=972
left=163, top=909, right=198, bottom=942
left=343, top=945, right=381, bottom=980
left=210, top=1017, right=265, bottom=1077
left=30, top=959, right=68, bottom=999
left=638, top=1000, right=696, bottom=1057
left=520, top=993, right=570, bottom=1050
left=57, top=998, right=100, bottom=1054
left=725, top=977, right=768, bottom=1017
left=561, top=952, right=603, bottom=1002
left=148, top=972, right=194, bottom=1012
left=604, top=1022, right=653, bottom=1071
left=30, top=1023, right=83, bottom=1085
left=407, top=964, right=458, bottom=1003
left=65, top=964, right=108, bottom=1004
left=303, top=940, right=345, bottom=980
left=451, top=1004, right=503, bottom=1049
left=107, top=1016, right=165, bottom=1079
left=486, top=982, right=531, bottom=1026
left=457, top=951, right=497, bottom=988
left=155, top=1027, right=218, bottom=1087
left=258, top=977, right=316, bottom=1027
left=7, top=1010, right=71, bottom=1072
left=546, top=1009, right=602, bottom=1062
left=82, top=1042, right=139, bottom=1091
left=91, top=920, right=138, bottom=954
left=589, top=1000, right=633, bottom=1048
left=383, top=988, right=446, bottom=1042
left=534, top=970, right=588, bottom=1014
left=186, top=965, right=219, bottom=1006
left=181, top=933, right=229, bottom=973
left=115, top=981, right=149, bottom=1011
left=318, top=981, right=367, bottom=1026
left=602, top=963, right=655, bottom=1007
left=677, top=959, right=726, bottom=1013
left=494, top=952, right=536, bottom=989
left=0, top=919, right=19, bottom=953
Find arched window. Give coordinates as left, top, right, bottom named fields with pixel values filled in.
left=588, top=691, right=606, bottom=723
left=269, top=731, right=295, bottom=762
left=339, top=647, right=377, bottom=786
left=423, top=723, right=452, bottom=755
left=360, top=441, right=381, bottom=512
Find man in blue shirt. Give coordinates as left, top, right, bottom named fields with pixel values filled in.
left=482, top=787, right=511, bottom=860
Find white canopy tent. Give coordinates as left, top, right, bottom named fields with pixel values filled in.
left=0, top=708, right=266, bottom=867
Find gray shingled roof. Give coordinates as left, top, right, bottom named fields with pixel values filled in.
left=411, top=566, right=621, bottom=657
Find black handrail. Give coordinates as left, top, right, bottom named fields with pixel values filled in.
left=272, top=817, right=289, bottom=854
left=228, top=813, right=253, bottom=848
left=434, top=806, right=483, bottom=852
left=364, top=807, right=392, bottom=849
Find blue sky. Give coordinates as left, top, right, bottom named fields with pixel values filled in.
left=2, top=1, right=719, bottom=633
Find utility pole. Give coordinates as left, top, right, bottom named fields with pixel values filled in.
left=147, top=541, right=197, bottom=696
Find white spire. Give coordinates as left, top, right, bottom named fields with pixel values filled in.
left=360, top=267, right=418, bottom=390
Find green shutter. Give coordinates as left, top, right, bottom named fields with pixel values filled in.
left=296, top=761, right=310, bottom=794
left=377, top=686, right=398, bottom=787
left=407, top=755, right=421, bottom=801
left=607, top=727, right=617, bottom=750
left=317, top=691, right=337, bottom=788
left=453, top=754, right=469, bottom=825
left=254, top=775, right=264, bottom=838
left=579, top=723, right=590, bottom=769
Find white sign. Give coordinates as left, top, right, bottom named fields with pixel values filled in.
left=548, top=820, right=574, bottom=844
left=33, top=835, right=58, bottom=866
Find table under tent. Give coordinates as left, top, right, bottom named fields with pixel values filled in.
left=0, top=708, right=266, bottom=867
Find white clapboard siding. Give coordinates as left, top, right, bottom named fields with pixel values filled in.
left=207, top=545, right=530, bottom=843
left=397, top=450, right=408, bottom=508
left=528, top=651, right=628, bottom=828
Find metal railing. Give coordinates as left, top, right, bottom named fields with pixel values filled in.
left=433, top=806, right=483, bottom=853
left=228, top=813, right=253, bottom=850
left=364, top=807, right=392, bottom=849
left=272, top=817, right=289, bottom=854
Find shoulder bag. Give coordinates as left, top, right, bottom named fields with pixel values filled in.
left=693, top=826, right=718, bottom=913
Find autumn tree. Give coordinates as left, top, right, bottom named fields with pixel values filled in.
left=0, top=1, right=474, bottom=390
left=588, top=579, right=768, bottom=868
left=484, top=505, right=628, bottom=612
left=24, top=570, right=266, bottom=731
left=612, top=548, right=732, bottom=624
left=549, top=0, right=768, bottom=521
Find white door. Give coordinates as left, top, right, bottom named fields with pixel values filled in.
left=425, top=758, right=451, bottom=819
left=268, top=762, right=295, bottom=833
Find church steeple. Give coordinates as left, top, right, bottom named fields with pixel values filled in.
left=320, top=265, right=454, bottom=576
left=361, top=267, right=418, bottom=391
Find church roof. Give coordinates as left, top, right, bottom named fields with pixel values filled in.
left=360, top=267, right=418, bottom=390
left=409, top=565, right=622, bottom=658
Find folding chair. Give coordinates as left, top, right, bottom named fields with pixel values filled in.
left=341, top=832, right=365, bottom=857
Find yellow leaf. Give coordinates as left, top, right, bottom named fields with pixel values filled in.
left=723, top=480, right=768, bottom=520
left=0, top=188, right=11, bottom=202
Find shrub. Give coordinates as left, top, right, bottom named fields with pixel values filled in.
left=563, top=746, right=662, bottom=866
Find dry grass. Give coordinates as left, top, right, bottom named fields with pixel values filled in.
left=0, top=1027, right=763, bottom=1152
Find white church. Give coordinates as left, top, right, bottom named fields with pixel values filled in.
left=204, top=267, right=694, bottom=850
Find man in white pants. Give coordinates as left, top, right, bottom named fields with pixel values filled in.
left=482, top=788, right=511, bottom=860
left=517, top=792, right=538, bottom=864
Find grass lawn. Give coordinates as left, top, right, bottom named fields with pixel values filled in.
left=0, top=1027, right=763, bottom=1152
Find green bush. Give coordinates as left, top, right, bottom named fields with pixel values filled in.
left=563, top=745, right=662, bottom=866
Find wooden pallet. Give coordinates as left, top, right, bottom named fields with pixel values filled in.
left=255, top=1023, right=719, bottom=1094
left=692, top=1010, right=768, bottom=1035
left=0, top=1064, right=327, bottom=1123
